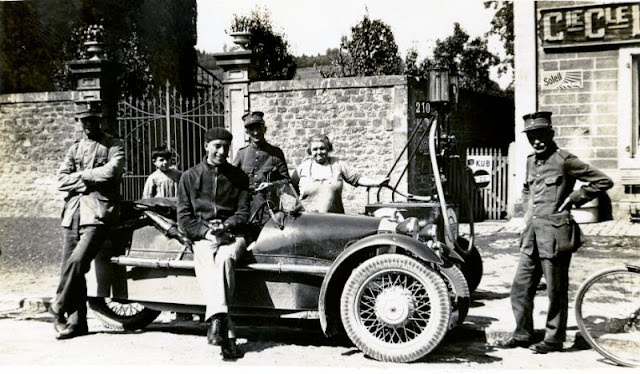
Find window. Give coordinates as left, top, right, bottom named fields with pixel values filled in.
left=618, top=48, right=640, bottom=172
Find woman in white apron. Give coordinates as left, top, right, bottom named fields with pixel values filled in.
left=293, top=135, right=388, bottom=213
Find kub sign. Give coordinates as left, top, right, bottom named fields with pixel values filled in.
left=467, top=155, right=492, bottom=189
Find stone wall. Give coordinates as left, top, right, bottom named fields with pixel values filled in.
left=0, top=91, right=81, bottom=217
left=248, top=76, right=410, bottom=214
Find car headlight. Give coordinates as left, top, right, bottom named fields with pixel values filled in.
left=396, top=217, right=437, bottom=241
left=418, top=223, right=438, bottom=241
left=395, top=217, right=420, bottom=238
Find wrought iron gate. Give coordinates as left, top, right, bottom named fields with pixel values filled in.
left=117, top=81, right=225, bottom=200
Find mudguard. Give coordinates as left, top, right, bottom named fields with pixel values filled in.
left=318, top=233, right=444, bottom=335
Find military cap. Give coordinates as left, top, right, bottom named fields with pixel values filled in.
left=242, top=111, right=265, bottom=127
left=204, top=127, right=233, bottom=142
left=75, top=109, right=103, bottom=120
left=522, top=111, right=552, bottom=132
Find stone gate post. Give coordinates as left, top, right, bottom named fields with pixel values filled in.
left=213, top=32, right=255, bottom=156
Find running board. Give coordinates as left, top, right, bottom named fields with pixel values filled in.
left=110, top=256, right=330, bottom=275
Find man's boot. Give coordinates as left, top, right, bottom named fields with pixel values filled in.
left=221, top=338, right=244, bottom=360
left=207, top=313, right=227, bottom=346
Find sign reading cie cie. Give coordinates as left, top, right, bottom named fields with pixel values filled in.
left=540, top=2, right=640, bottom=49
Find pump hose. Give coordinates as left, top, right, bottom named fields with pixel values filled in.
left=428, top=116, right=473, bottom=254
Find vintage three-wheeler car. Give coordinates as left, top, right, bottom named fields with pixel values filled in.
left=85, top=110, right=483, bottom=363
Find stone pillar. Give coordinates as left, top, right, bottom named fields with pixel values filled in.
left=511, top=1, right=538, bottom=218
left=213, top=32, right=255, bottom=156
left=67, top=24, right=117, bottom=134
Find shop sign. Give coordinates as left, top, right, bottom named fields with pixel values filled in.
left=541, top=70, right=583, bottom=90
left=467, top=155, right=492, bottom=189
left=540, top=2, right=640, bottom=49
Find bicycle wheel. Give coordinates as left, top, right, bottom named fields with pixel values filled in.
left=575, top=265, right=640, bottom=367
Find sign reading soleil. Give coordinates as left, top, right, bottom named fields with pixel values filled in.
left=540, top=2, right=640, bottom=49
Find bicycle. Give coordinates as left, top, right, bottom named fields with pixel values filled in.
left=575, top=264, right=640, bottom=367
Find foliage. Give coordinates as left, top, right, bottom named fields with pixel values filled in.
left=0, top=0, right=197, bottom=96
left=322, top=15, right=403, bottom=77
left=408, top=23, right=501, bottom=94
left=296, top=49, right=340, bottom=68
left=485, top=1, right=513, bottom=78
left=230, top=6, right=296, bottom=80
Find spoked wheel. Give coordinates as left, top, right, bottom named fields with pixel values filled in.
left=88, top=297, right=161, bottom=331
left=340, top=254, right=450, bottom=363
left=575, top=266, right=640, bottom=367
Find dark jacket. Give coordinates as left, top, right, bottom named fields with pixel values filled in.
left=232, top=142, right=290, bottom=191
left=521, top=145, right=613, bottom=258
left=177, top=160, right=250, bottom=240
left=58, top=132, right=124, bottom=227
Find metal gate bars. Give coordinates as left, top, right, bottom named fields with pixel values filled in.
left=117, top=81, right=225, bottom=200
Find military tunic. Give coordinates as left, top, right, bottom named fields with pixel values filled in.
left=232, top=142, right=290, bottom=216
left=511, top=144, right=613, bottom=345
left=520, top=147, right=613, bottom=258
left=53, top=131, right=125, bottom=327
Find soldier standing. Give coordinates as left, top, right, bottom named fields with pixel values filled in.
left=49, top=109, right=124, bottom=339
left=497, top=111, right=613, bottom=353
left=232, top=111, right=291, bottom=220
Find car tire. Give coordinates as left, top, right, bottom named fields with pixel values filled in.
left=456, top=237, right=483, bottom=293
left=439, top=264, right=470, bottom=329
left=88, top=297, right=160, bottom=331
left=340, top=254, right=450, bottom=363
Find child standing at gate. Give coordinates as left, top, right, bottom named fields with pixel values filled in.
left=142, top=147, right=182, bottom=199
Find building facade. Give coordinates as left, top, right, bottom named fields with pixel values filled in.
left=513, top=1, right=640, bottom=220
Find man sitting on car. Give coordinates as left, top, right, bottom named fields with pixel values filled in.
left=177, top=127, right=250, bottom=360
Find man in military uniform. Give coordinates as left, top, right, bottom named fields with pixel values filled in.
left=498, top=111, right=613, bottom=353
left=49, top=108, right=125, bottom=339
left=232, top=111, right=291, bottom=220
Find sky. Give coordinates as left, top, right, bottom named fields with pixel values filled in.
left=195, top=0, right=504, bottom=60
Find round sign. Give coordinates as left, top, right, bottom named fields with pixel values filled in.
left=473, top=169, right=490, bottom=189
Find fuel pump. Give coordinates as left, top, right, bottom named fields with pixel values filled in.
left=365, top=69, right=482, bottom=292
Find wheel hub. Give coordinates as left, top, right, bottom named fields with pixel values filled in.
left=374, top=286, right=415, bottom=326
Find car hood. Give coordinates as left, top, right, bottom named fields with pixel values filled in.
left=251, top=212, right=384, bottom=262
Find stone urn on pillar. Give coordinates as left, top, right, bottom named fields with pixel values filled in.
left=229, top=31, right=252, bottom=50
left=213, top=31, right=256, bottom=155
left=67, top=24, right=116, bottom=133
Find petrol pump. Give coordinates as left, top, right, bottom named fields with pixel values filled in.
left=365, top=69, right=482, bottom=292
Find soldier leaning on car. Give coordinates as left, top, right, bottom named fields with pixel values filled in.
left=497, top=111, right=613, bottom=354
left=177, top=127, right=249, bottom=360
left=232, top=111, right=291, bottom=220
left=49, top=108, right=125, bottom=340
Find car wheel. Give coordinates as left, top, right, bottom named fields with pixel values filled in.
left=340, top=254, right=451, bottom=363
left=456, top=237, right=483, bottom=293
left=88, top=297, right=160, bottom=331
left=439, top=264, right=470, bottom=329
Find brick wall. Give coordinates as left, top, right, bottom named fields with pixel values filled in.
left=536, top=1, right=625, bottom=218
left=537, top=49, right=619, bottom=170
left=0, top=91, right=80, bottom=217
left=248, top=76, right=410, bottom=214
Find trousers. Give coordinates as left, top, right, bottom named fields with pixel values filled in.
left=192, top=236, right=246, bottom=321
left=54, top=208, right=106, bottom=326
left=510, top=248, right=572, bottom=344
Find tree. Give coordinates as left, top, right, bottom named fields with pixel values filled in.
left=0, top=0, right=197, bottom=96
left=414, top=23, right=500, bottom=94
left=323, top=15, right=403, bottom=77
left=230, top=6, right=296, bottom=80
left=485, top=1, right=514, bottom=86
